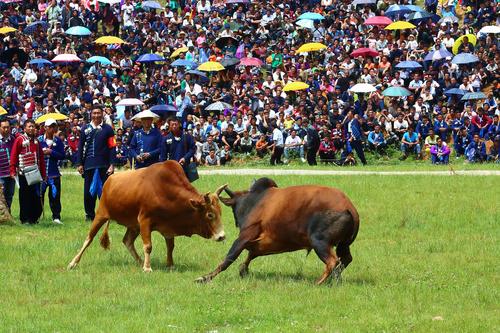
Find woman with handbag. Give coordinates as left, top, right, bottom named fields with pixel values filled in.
left=10, top=119, right=47, bottom=224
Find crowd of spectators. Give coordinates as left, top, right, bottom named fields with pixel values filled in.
left=0, top=0, right=499, bottom=169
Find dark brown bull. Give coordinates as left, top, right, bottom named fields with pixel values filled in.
left=68, top=161, right=226, bottom=272
left=196, top=178, right=360, bottom=284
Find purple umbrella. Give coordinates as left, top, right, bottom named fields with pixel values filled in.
left=226, top=0, right=249, bottom=3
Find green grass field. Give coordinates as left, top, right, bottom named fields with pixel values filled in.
left=0, top=173, right=498, bottom=332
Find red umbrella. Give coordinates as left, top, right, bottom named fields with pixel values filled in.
left=350, top=48, right=379, bottom=58
left=364, top=16, right=393, bottom=26
left=240, top=57, right=264, bottom=67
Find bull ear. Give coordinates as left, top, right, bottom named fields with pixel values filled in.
left=189, top=199, right=204, bottom=211
left=219, top=197, right=235, bottom=207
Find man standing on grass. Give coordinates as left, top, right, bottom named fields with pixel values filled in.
left=0, top=119, right=16, bottom=211
left=39, top=119, right=65, bottom=225
left=76, top=106, right=116, bottom=222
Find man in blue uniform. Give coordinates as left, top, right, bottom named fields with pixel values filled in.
left=76, top=106, right=116, bottom=221
left=39, top=119, right=65, bottom=224
left=160, top=117, right=196, bottom=182
left=129, top=111, right=162, bottom=169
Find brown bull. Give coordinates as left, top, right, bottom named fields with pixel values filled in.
left=68, top=161, right=226, bottom=272
left=196, top=178, right=360, bottom=284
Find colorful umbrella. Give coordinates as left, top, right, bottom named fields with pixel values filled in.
left=350, top=47, right=378, bottom=58
left=452, top=34, right=477, bottom=55
left=205, top=101, right=232, bottom=111
left=451, top=53, right=479, bottom=65
left=297, top=12, right=324, bottom=21
left=349, top=83, right=376, bottom=93
left=116, top=98, right=144, bottom=106
left=479, top=26, right=500, bottom=34
left=296, top=19, right=315, bottom=30
left=142, top=0, right=162, bottom=9
left=171, top=59, right=197, bottom=67
left=461, top=92, right=487, bottom=101
left=23, top=21, right=49, bottom=34
left=385, top=21, right=416, bottom=30
left=170, top=47, right=188, bottom=59
left=364, top=16, right=393, bottom=26
left=95, top=36, right=126, bottom=44
left=198, top=61, right=225, bottom=72
left=296, top=42, right=327, bottom=53
left=65, top=26, right=92, bottom=36
left=283, top=81, right=309, bottom=92
left=0, top=106, right=8, bottom=116
left=35, top=113, right=68, bottom=124
left=87, top=56, right=112, bottom=65
left=29, top=58, right=52, bottom=66
left=395, top=61, right=422, bottom=69
left=382, top=86, right=412, bottom=97
left=52, top=54, right=82, bottom=62
left=444, top=88, right=466, bottom=96
left=136, top=53, right=165, bottom=62
left=0, top=27, right=17, bottom=34
left=424, top=48, right=453, bottom=62
left=240, top=57, right=264, bottom=67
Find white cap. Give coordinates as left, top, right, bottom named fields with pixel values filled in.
left=45, top=119, right=57, bottom=127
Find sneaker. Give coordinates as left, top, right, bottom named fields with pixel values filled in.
left=53, top=219, right=63, bottom=225
left=301, top=158, right=306, bottom=163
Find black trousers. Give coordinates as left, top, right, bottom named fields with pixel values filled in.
left=270, top=146, right=284, bottom=165
left=307, top=144, right=319, bottom=165
left=41, top=177, right=62, bottom=220
left=351, top=140, right=367, bottom=165
left=19, top=175, right=42, bottom=224
left=83, top=168, right=108, bottom=220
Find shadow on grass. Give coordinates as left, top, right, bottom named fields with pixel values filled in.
left=240, top=270, right=376, bottom=286
left=103, top=256, right=205, bottom=273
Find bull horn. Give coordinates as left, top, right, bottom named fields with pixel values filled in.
left=215, top=184, right=228, bottom=198
left=204, top=192, right=211, bottom=204
left=224, top=187, right=235, bottom=198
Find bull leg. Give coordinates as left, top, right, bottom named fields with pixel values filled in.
left=312, top=241, right=339, bottom=285
left=68, top=215, right=109, bottom=270
left=139, top=221, right=153, bottom=273
left=334, top=244, right=353, bottom=283
left=165, top=236, right=175, bottom=268
left=239, top=252, right=256, bottom=278
left=122, top=227, right=142, bottom=265
left=195, top=238, right=247, bottom=283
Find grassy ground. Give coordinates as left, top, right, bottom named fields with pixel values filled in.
left=0, top=174, right=498, bottom=332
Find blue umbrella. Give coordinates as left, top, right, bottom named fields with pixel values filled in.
left=150, top=104, right=177, bottom=118
left=298, top=12, right=324, bottom=21
left=461, top=92, right=487, bottom=101
left=444, top=88, right=466, bottom=96
left=187, top=69, right=207, bottom=77
left=451, top=53, right=479, bottom=65
left=424, top=48, right=453, bottom=62
left=171, top=59, right=197, bottom=67
left=87, top=56, right=112, bottom=65
left=65, top=26, right=92, bottom=36
left=405, top=5, right=424, bottom=12
left=142, top=0, right=162, bottom=9
left=296, top=19, right=315, bottom=30
left=29, top=58, right=52, bottom=66
left=395, top=61, right=422, bottom=69
left=407, top=11, right=440, bottom=23
left=136, top=53, right=165, bottom=62
left=385, top=4, right=411, bottom=17
left=382, top=86, right=412, bottom=97
left=23, top=21, right=49, bottom=34
left=352, top=0, right=376, bottom=4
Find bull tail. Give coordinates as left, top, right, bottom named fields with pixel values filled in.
left=99, top=221, right=111, bottom=250
left=347, top=209, right=359, bottom=245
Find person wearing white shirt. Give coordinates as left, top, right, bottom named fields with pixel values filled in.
left=197, top=0, right=211, bottom=14
left=121, top=0, right=134, bottom=28
left=270, top=122, right=284, bottom=165
left=284, top=130, right=305, bottom=162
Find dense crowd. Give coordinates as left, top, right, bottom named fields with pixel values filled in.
left=0, top=0, right=499, bottom=223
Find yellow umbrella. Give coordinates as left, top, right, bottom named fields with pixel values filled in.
left=0, top=27, right=17, bottom=34
left=384, top=21, right=416, bottom=30
left=0, top=106, right=8, bottom=115
left=283, top=81, right=310, bottom=92
left=197, top=61, right=225, bottom=72
left=95, top=36, right=126, bottom=44
left=35, top=113, right=68, bottom=124
left=296, top=42, right=327, bottom=53
left=170, top=47, right=188, bottom=59
left=452, top=34, right=477, bottom=55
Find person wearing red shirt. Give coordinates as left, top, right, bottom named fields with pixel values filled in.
left=471, top=108, right=492, bottom=138
left=10, top=119, right=46, bottom=224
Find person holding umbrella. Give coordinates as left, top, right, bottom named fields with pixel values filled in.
left=129, top=110, right=163, bottom=169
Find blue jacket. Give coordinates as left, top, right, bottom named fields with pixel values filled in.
left=416, top=120, right=432, bottom=139
left=348, top=118, right=363, bottom=141
left=368, top=131, right=386, bottom=145
left=77, top=123, right=116, bottom=171
left=160, top=131, right=195, bottom=164
left=129, top=128, right=162, bottom=169
left=39, top=135, right=65, bottom=178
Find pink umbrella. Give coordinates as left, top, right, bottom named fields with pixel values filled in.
left=364, top=16, right=393, bottom=26
left=116, top=98, right=144, bottom=106
left=52, top=54, right=82, bottom=62
left=240, top=57, right=264, bottom=67
left=350, top=48, right=379, bottom=58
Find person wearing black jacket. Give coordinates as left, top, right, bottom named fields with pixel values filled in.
left=303, top=118, right=320, bottom=166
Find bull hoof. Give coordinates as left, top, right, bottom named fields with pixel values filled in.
left=332, top=263, right=344, bottom=284
left=67, top=262, right=77, bottom=270
left=143, top=267, right=153, bottom=273
left=195, top=276, right=211, bottom=284
left=239, top=264, right=249, bottom=278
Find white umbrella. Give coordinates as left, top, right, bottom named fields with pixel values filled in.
left=98, top=0, right=121, bottom=3
left=296, top=19, right=315, bottom=30
left=131, top=110, right=159, bottom=120
left=205, top=101, right=232, bottom=111
left=479, top=25, right=500, bottom=34
left=349, top=83, right=376, bottom=93
left=116, top=98, right=145, bottom=106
